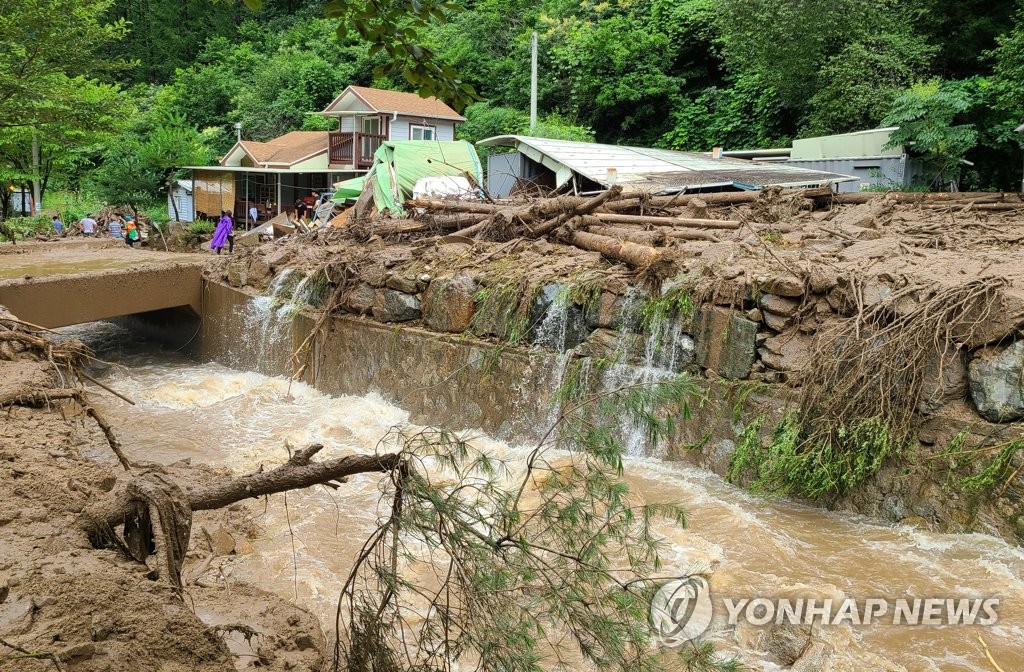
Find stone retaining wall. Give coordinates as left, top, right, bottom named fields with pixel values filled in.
left=203, top=266, right=1024, bottom=543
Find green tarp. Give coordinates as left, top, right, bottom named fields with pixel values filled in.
left=332, top=140, right=483, bottom=216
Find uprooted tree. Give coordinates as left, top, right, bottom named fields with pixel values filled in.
left=1, top=311, right=737, bottom=671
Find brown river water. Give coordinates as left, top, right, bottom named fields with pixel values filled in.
left=68, top=322, right=1023, bottom=671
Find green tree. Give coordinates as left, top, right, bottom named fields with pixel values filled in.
left=659, top=73, right=786, bottom=152
left=0, top=78, right=131, bottom=215
left=803, top=34, right=935, bottom=136
left=106, top=0, right=239, bottom=83
left=138, top=111, right=212, bottom=221
left=540, top=0, right=700, bottom=144
left=0, top=0, right=128, bottom=130
left=883, top=79, right=980, bottom=189
left=242, top=0, right=479, bottom=110
left=716, top=0, right=933, bottom=135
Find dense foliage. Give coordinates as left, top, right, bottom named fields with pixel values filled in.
left=5, top=0, right=1024, bottom=220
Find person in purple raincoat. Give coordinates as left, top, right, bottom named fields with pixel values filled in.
left=211, top=210, right=234, bottom=255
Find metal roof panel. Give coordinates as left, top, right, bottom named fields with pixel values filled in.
left=478, top=135, right=856, bottom=192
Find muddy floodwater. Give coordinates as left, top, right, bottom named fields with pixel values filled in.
left=71, top=322, right=1024, bottom=672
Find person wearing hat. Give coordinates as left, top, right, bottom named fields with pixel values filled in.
left=123, top=215, right=140, bottom=247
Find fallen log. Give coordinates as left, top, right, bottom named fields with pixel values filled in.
left=366, top=214, right=489, bottom=236
left=583, top=222, right=666, bottom=246
left=663, top=228, right=721, bottom=242
left=457, top=208, right=519, bottom=239
left=566, top=228, right=662, bottom=267
left=530, top=185, right=624, bottom=237
left=82, top=445, right=405, bottom=583
left=920, top=202, right=1024, bottom=211
left=829, top=191, right=1018, bottom=205
left=406, top=198, right=508, bottom=214
left=85, top=446, right=402, bottom=531
left=2, top=387, right=131, bottom=471
left=590, top=212, right=740, bottom=230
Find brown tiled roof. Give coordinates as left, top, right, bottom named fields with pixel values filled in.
left=344, top=86, right=465, bottom=121
left=238, top=131, right=328, bottom=166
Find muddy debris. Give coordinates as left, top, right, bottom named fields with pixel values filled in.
left=0, top=313, right=328, bottom=671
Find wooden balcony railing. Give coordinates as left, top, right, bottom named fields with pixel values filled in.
left=329, top=131, right=385, bottom=169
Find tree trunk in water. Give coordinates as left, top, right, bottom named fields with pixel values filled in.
left=83, top=446, right=403, bottom=539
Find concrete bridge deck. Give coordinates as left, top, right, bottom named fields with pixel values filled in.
left=0, top=240, right=207, bottom=328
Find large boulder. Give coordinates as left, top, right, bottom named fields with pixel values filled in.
left=385, top=272, right=420, bottom=294
left=264, top=247, right=294, bottom=270
left=247, top=257, right=272, bottom=288
left=760, top=274, right=805, bottom=298
left=758, top=293, right=800, bottom=317
left=968, top=340, right=1024, bottom=422
left=226, top=259, right=248, bottom=288
left=586, top=291, right=624, bottom=330
left=695, top=306, right=759, bottom=379
left=652, top=329, right=697, bottom=372
left=423, top=274, right=476, bottom=333
left=953, top=288, right=1024, bottom=348
left=759, top=332, right=813, bottom=373
left=372, top=289, right=421, bottom=323
left=345, top=283, right=376, bottom=315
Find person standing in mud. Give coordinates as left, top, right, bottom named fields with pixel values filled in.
left=51, top=215, right=64, bottom=235
left=108, top=213, right=123, bottom=239
left=123, top=215, right=140, bottom=247
left=211, top=210, right=233, bottom=254
left=79, top=213, right=96, bottom=237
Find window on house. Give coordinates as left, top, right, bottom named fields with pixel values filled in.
left=362, top=117, right=381, bottom=136
left=410, top=124, right=435, bottom=140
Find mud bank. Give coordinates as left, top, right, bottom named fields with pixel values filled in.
left=0, top=325, right=325, bottom=671
left=201, top=188, right=1024, bottom=543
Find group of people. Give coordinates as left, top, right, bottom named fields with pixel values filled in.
left=211, top=210, right=235, bottom=255
left=106, top=213, right=141, bottom=246
left=292, top=190, right=323, bottom=223
left=50, top=212, right=140, bottom=246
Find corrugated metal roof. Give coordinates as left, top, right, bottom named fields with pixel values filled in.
left=478, top=135, right=856, bottom=193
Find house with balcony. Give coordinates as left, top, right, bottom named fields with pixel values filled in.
left=181, top=85, right=464, bottom=224
left=320, top=85, right=465, bottom=170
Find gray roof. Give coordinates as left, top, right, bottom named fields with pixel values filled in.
left=478, top=135, right=856, bottom=193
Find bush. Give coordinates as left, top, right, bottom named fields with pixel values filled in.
left=3, top=215, right=55, bottom=239
left=186, top=220, right=215, bottom=235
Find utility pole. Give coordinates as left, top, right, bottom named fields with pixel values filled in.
left=31, top=132, right=40, bottom=214
left=530, top=32, right=538, bottom=132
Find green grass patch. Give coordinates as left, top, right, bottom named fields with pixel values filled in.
left=728, top=414, right=901, bottom=500
left=639, top=280, right=696, bottom=333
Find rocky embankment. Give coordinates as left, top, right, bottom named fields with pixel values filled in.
left=212, top=188, right=1024, bottom=543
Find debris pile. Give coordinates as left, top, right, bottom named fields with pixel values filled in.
left=218, top=187, right=1024, bottom=427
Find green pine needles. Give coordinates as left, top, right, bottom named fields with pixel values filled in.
left=335, top=375, right=737, bottom=672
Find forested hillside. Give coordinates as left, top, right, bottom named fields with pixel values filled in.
left=5, top=0, right=1024, bottom=219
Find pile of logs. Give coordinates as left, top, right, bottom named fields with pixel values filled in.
left=352, top=186, right=790, bottom=269
left=345, top=187, right=1024, bottom=270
